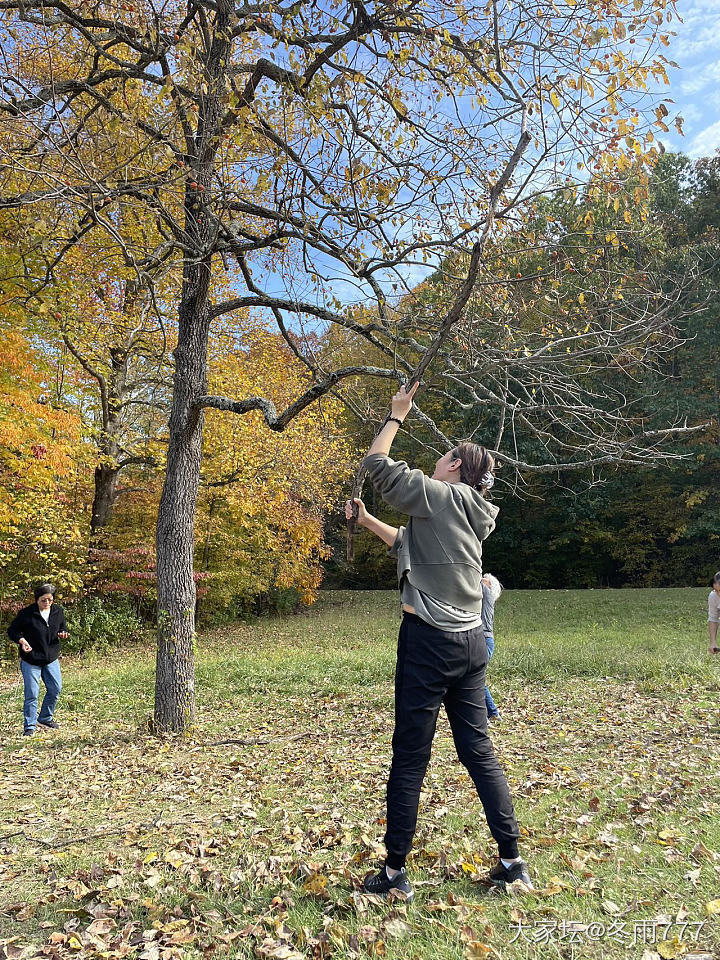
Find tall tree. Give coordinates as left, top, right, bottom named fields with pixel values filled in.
left=56, top=268, right=171, bottom=538
left=0, top=88, right=175, bottom=540
left=1, top=0, right=689, bottom=729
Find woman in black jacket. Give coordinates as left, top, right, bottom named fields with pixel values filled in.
left=7, top=582, right=69, bottom=736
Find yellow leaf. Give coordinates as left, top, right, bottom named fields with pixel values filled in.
left=705, top=899, right=720, bottom=915
left=657, top=938, right=686, bottom=958
left=465, top=943, right=493, bottom=959
left=549, top=90, right=560, bottom=109
left=302, top=873, right=328, bottom=896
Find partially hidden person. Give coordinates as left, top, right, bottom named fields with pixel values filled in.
left=7, top=582, right=68, bottom=736
left=709, top=571, right=720, bottom=655
left=344, top=382, right=532, bottom=902
left=481, top=573, right=504, bottom=722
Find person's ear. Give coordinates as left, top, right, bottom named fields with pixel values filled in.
left=449, top=457, right=462, bottom=474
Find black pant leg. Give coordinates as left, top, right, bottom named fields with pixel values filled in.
left=384, top=616, right=450, bottom=867
left=443, top=628, right=521, bottom=860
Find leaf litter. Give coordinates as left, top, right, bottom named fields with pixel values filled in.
left=1, top=618, right=720, bottom=959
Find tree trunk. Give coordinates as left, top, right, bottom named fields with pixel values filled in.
left=154, top=252, right=213, bottom=732
left=152, top=0, right=254, bottom=731
left=90, top=462, right=120, bottom=534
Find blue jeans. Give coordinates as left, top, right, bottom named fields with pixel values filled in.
left=484, top=636, right=499, bottom=717
left=20, top=659, right=62, bottom=730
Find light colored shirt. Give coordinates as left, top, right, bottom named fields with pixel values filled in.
left=40, top=608, right=50, bottom=622
left=481, top=581, right=496, bottom=639
left=401, top=580, right=483, bottom=632
left=709, top=591, right=720, bottom=624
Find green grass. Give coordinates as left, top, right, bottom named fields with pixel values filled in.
left=1, top=588, right=719, bottom=960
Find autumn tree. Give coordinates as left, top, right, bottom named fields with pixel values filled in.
left=333, top=153, right=718, bottom=589
left=0, top=0, right=696, bottom=730
left=0, top=322, right=89, bottom=604
left=55, top=266, right=171, bottom=537
left=0, top=103, right=176, bottom=539
left=196, top=318, right=354, bottom=618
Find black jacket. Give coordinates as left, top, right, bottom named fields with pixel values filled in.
left=7, top=603, right=67, bottom=666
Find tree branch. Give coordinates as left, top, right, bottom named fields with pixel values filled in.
left=195, top=365, right=401, bottom=430
left=62, top=334, right=109, bottom=429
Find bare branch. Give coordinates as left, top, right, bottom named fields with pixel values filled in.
left=196, top=365, right=402, bottom=430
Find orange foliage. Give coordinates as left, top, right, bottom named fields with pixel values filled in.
left=86, top=315, right=356, bottom=614
left=0, top=324, right=91, bottom=605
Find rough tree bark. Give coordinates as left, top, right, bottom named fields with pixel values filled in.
left=153, top=0, right=230, bottom=729
left=90, top=462, right=120, bottom=534
left=154, top=242, right=216, bottom=729
left=153, top=298, right=209, bottom=730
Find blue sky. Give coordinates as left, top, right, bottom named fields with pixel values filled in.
left=660, top=0, right=720, bottom=157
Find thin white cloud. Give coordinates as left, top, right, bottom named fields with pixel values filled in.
left=688, top=119, right=720, bottom=157
left=679, top=57, right=720, bottom=96
left=671, top=0, right=720, bottom=58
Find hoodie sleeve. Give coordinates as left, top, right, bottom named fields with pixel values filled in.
left=362, top=454, right=444, bottom=518
left=7, top=609, right=25, bottom=644
left=387, top=526, right=406, bottom=558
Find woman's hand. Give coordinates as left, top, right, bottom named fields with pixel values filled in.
left=345, top=497, right=369, bottom=526
left=345, top=498, right=398, bottom=546
left=19, top=638, right=32, bottom=653
left=390, top=381, right=419, bottom=422
left=58, top=631, right=69, bottom=639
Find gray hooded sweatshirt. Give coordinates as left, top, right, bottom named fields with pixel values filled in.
left=363, top=453, right=499, bottom=614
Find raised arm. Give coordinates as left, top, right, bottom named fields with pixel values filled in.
left=365, top=383, right=420, bottom=457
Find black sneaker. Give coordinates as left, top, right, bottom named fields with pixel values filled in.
left=37, top=719, right=60, bottom=729
left=363, top=866, right=414, bottom=903
left=23, top=728, right=35, bottom=737
left=486, top=859, right=533, bottom=890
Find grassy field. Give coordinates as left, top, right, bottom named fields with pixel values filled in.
left=1, top=588, right=719, bottom=960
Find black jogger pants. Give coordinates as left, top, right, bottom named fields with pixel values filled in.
left=384, top=612, right=520, bottom=869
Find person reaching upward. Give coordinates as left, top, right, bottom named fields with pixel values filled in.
left=345, top=383, right=532, bottom=901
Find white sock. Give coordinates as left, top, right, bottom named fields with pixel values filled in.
left=501, top=857, right=522, bottom=869
left=385, top=865, right=401, bottom=880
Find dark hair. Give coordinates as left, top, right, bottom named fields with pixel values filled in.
left=449, top=443, right=495, bottom=492
left=34, top=582, right=57, bottom=601
left=711, top=572, right=720, bottom=588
